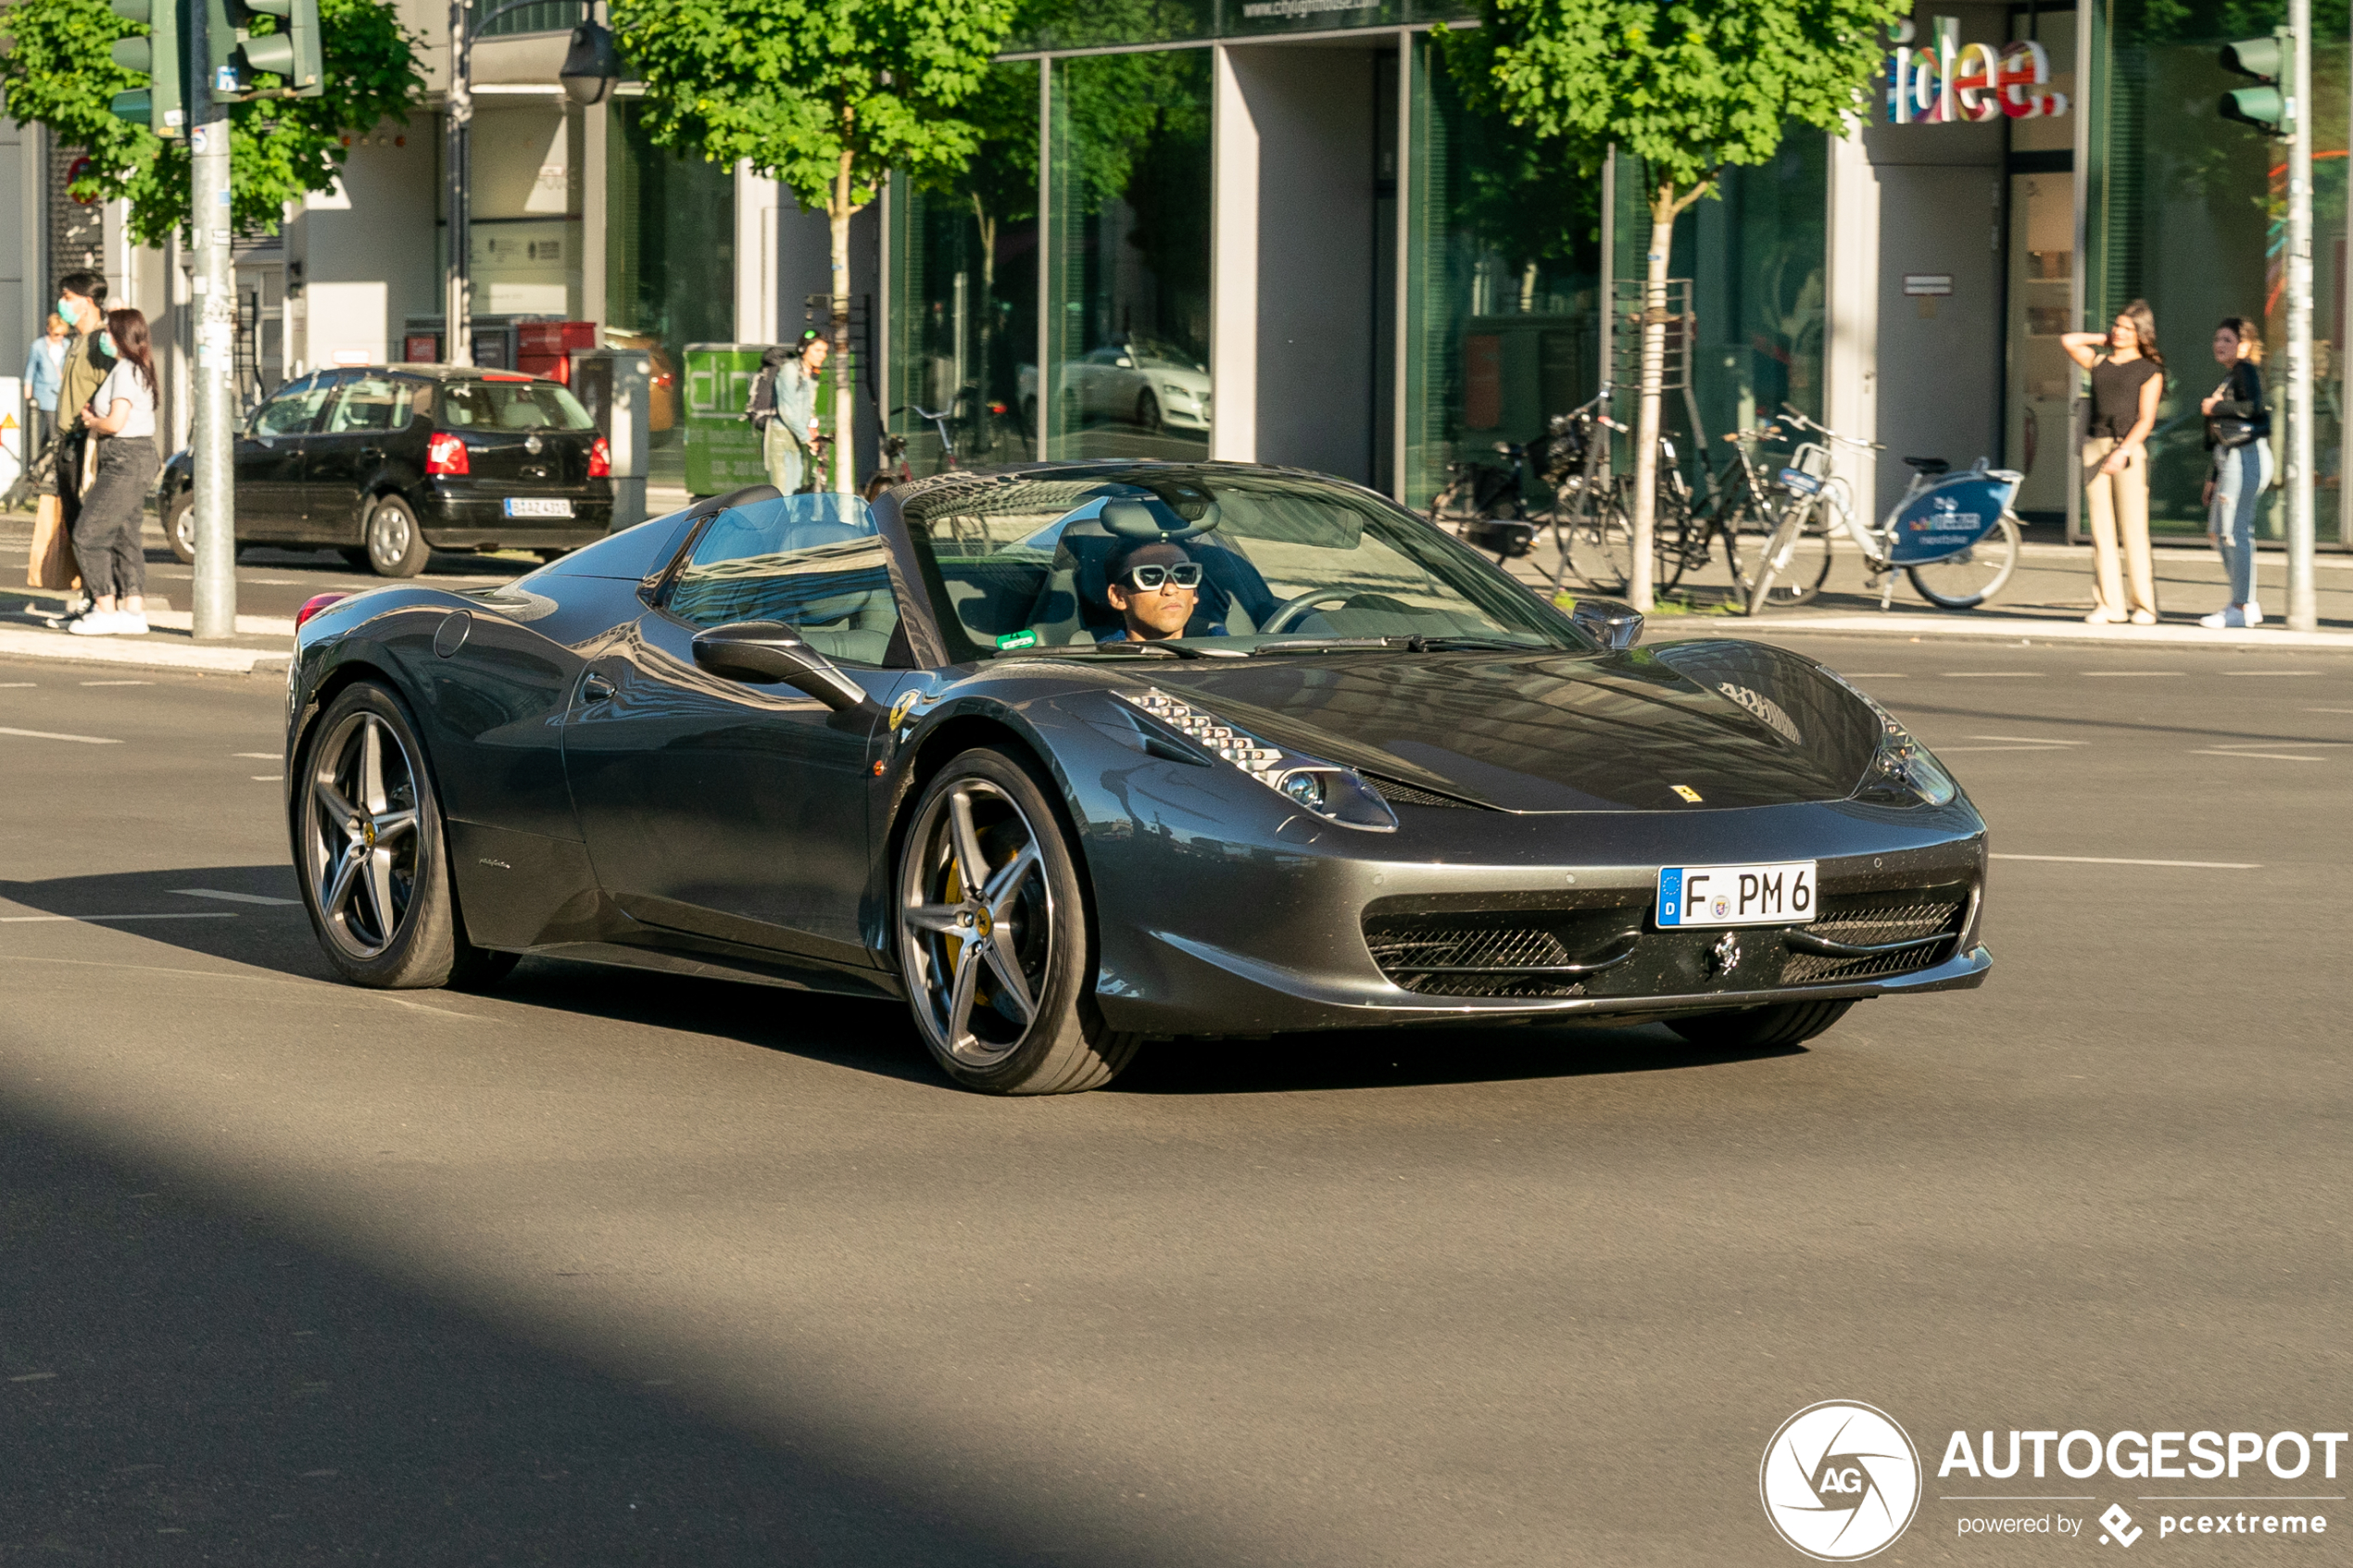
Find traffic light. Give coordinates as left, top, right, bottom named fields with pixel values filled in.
left=107, top=0, right=184, bottom=136
left=236, top=0, right=323, bottom=98
left=2220, top=34, right=2291, bottom=136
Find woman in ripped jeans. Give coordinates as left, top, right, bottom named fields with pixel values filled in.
left=2200, top=317, right=2272, bottom=631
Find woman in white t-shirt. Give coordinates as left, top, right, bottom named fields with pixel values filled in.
left=69, top=307, right=160, bottom=636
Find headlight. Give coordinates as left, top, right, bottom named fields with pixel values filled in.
left=1117, top=688, right=1396, bottom=832
left=1818, top=669, right=1958, bottom=808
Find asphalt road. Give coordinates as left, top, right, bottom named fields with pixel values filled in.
left=0, top=635, right=2346, bottom=1564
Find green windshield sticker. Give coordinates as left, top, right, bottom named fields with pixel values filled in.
left=995, top=629, right=1040, bottom=650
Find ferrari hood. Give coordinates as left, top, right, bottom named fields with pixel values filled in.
left=1128, top=644, right=1880, bottom=812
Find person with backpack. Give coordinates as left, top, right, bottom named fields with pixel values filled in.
left=2197, top=316, right=2271, bottom=630
left=65, top=307, right=159, bottom=637
left=748, top=330, right=827, bottom=495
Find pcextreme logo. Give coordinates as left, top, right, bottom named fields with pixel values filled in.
left=1762, top=1401, right=1924, bottom=1561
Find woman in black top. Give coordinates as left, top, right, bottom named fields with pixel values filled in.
left=2062, top=300, right=2165, bottom=623
left=2197, top=317, right=2271, bottom=628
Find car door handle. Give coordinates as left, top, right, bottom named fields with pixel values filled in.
left=581, top=672, right=615, bottom=702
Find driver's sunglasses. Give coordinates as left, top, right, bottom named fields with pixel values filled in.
left=1122, top=562, right=1203, bottom=592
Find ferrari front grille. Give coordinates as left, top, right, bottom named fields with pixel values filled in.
left=1364, top=909, right=1642, bottom=998
left=1778, top=897, right=1964, bottom=985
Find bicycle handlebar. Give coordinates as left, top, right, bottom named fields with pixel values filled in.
left=1778, top=402, right=1884, bottom=450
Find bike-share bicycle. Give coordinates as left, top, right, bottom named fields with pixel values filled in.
left=1749, top=406, right=2025, bottom=613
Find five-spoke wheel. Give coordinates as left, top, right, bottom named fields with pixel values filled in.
left=296, top=684, right=512, bottom=989
left=896, top=747, right=1139, bottom=1093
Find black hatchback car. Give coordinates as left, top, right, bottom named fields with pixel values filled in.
left=161, top=365, right=615, bottom=576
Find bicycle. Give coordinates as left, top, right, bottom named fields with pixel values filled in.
left=1751, top=405, right=2022, bottom=612
left=862, top=403, right=960, bottom=499
left=1431, top=437, right=1547, bottom=563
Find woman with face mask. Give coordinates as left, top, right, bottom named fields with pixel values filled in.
left=2197, top=317, right=2271, bottom=629
left=67, top=307, right=159, bottom=636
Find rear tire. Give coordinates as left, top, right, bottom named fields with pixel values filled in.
left=364, top=493, right=430, bottom=578
left=294, top=682, right=510, bottom=990
left=895, top=746, right=1141, bottom=1094
left=1907, top=514, right=2020, bottom=609
left=1666, top=998, right=1854, bottom=1049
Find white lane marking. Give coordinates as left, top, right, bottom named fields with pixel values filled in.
left=251, top=774, right=283, bottom=782
left=1968, top=734, right=2090, bottom=745
left=1935, top=745, right=2074, bottom=754
left=0, top=912, right=237, bottom=922
left=0, top=725, right=121, bottom=745
left=2306, top=707, right=2353, bottom=714
left=2218, top=670, right=2318, bottom=677
left=2082, top=671, right=2182, bottom=677
left=1993, top=853, right=2262, bottom=869
left=0, top=682, right=35, bottom=688
left=79, top=680, right=153, bottom=687
left=1942, top=671, right=2047, bottom=677
left=232, top=752, right=279, bottom=759
left=2206, top=741, right=2345, bottom=748
left=171, top=888, right=300, bottom=907
left=2189, top=748, right=2325, bottom=762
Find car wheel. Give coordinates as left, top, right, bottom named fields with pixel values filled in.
left=165, top=489, right=196, bottom=564
left=363, top=494, right=430, bottom=578
left=295, top=682, right=516, bottom=991
left=1666, top=998, right=1854, bottom=1049
left=1136, top=389, right=1162, bottom=433
left=895, top=746, right=1141, bottom=1094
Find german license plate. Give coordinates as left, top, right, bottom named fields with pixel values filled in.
left=503, top=497, right=573, bottom=519
left=1656, top=861, right=1816, bottom=928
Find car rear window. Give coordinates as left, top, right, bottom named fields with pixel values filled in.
left=440, top=380, right=595, bottom=433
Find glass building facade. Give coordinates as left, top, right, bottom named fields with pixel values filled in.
left=877, top=4, right=2353, bottom=547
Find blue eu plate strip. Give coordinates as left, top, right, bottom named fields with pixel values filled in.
left=1657, top=867, right=1683, bottom=927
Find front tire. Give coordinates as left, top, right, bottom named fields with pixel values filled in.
left=364, top=493, right=430, bottom=578
left=296, top=682, right=513, bottom=990
left=1907, top=514, right=2020, bottom=609
left=895, top=746, right=1141, bottom=1094
left=1666, top=998, right=1854, bottom=1049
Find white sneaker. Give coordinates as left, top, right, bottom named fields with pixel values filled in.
left=2084, top=608, right=2123, bottom=625
left=2199, top=609, right=2231, bottom=629
left=2130, top=608, right=2158, bottom=626
left=114, top=610, right=149, bottom=635
left=67, top=610, right=121, bottom=636
left=2243, top=600, right=2264, bottom=625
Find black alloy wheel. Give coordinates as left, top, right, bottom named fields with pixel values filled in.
left=895, top=746, right=1140, bottom=1094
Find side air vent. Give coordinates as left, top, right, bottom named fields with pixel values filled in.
left=1359, top=773, right=1491, bottom=810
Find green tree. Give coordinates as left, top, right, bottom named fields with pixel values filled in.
left=0, top=0, right=424, bottom=246
left=613, top=0, right=1019, bottom=494
left=1441, top=0, right=1901, bottom=608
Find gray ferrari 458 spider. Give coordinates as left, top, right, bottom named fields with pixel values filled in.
left=283, top=461, right=1990, bottom=1093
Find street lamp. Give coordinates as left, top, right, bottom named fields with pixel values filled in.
left=443, top=0, right=621, bottom=366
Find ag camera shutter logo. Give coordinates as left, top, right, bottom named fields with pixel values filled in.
left=1761, top=1401, right=1922, bottom=1560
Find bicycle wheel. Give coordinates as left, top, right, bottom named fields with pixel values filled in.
left=1746, top=502, right=1834, bottom=611
left=1642, top=481, right=1695, bottom=593
left=1907, top=514, right=2020, bottom=609
left=1562, top=496, right=1634, bottom=596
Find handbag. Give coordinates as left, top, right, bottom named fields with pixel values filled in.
left=2205, top=397, right=2259, bottom=449
left=28, top=493, right=82, bottom=591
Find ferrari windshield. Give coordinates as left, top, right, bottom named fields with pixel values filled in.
left=900, top=467, right=1589, bottom=660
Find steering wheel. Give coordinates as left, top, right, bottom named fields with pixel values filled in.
left=1259, top=589, right=1361, bottom=634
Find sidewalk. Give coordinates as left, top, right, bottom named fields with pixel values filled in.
left=1505, top=528, right=2353, bottom=651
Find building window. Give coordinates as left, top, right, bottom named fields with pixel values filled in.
left=607, top=99, right=736, bottom=491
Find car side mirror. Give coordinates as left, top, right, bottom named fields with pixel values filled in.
left=690, top=621, right=874, bottom=712
left=1569, top=597, right=1644, bottom=651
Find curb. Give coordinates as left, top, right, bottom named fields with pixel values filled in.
left=1693, top=612, right=2353, bottom=651
left=0, top=626, right=289, bottom=674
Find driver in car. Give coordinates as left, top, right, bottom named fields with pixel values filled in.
left=1101, top=539, right=1221, bottom=643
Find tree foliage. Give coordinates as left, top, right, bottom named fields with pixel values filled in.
left=610, top=0, right=1018, bottom=220
left=0, top=0, right=425, bottom=246
left=1438, top=0, right=1904, bottom=208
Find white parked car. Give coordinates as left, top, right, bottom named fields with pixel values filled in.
left=1019, top=338, right=1213, bottom=435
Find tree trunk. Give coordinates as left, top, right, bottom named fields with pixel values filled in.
left=1629, top=187, right=1675, bottom=611
left=829, top=144, right=856, bottom=497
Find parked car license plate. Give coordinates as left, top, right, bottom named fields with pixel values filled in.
left=503, top=497, right=573, bottom=519
left=1656, top=861, right=1816, bottom=928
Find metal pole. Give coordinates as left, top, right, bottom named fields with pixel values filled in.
left=445, top=0, right=472, bottom=367
left=2284, top=7, right=2316, bottom=630
left=188, top=3, right=236, bottom=640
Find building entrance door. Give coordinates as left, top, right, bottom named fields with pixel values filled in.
left=1873, top=165, right=2004, bottom=517
left=2005, top=170, right=2076, bottom=519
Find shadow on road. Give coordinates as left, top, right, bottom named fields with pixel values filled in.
left=0, top=1104, right=1106, bottom=1564
left=0, top=865, right=1805, bottom=1098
